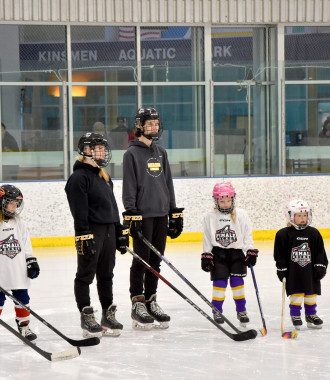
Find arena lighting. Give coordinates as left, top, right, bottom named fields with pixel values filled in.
left=47, top=85, right=87, bottom=97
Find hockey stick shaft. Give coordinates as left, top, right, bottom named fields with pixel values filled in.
left=281, top=277, right=297, bottom=339
left=127, top=246, right=257, bottom=341
left=0, top=285, right=100, bottom=347
left=137, top=232, right=241, bottom=333
left=249, top=265, right=267, bottom=335
left=0, top=318, right=81, bottom=361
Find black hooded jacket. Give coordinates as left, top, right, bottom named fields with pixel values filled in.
left=65, top=160, right=120, bottom=235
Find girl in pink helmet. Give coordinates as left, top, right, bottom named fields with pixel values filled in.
left=201, top=182, right=258, bottom=326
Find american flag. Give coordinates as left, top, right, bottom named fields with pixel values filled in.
left=119, top=27, right=161, bottom=41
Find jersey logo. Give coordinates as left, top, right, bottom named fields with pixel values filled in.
left=291, top=243, right=311, bottom=267
left=0, top=234, right=21, bottom=259
left=215, top=225, right=237, bottom=247
left=146, top=157, right=163, bottom=178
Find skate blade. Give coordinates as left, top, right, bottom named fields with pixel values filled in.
left=82, top=329, right=103, bottom=339
left=132, top=320, right=153, bottom=331
left=102, top=327, right=122, bottom=337
left=307, top=323, right=322, bottom=329
left=239, top=322, right=248, bottom=328
left=152, top=321, right=169, bottom=329
left=293, top=325, right=301, bottom=330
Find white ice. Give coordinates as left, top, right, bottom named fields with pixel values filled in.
left=1, top=241, right=330, bottom=380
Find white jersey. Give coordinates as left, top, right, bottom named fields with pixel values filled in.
left=0, top=217, right=33, bottom=290
left=203, top=207, right=254, bottom=253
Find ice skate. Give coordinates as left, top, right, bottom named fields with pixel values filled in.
left=101, top=304, right=123, bottom=337
left=213, top=312, right=224, bottom=324
left=16, top=320, right=37, bottom=342
left=291, top=316, right=303, bottom=330
left=146, top=294, right=170, bottom=329
left=131, top=295, right=154, bottom=330
left=81, top=306, right=103, bottom=338
left=237, top=311, right=249, bottom=327
left=305, top=314, right=323, bottom=329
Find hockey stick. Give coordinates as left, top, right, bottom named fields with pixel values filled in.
left=126, top=246, right=257, bottom=341
left=0, top=285, right=100, bottom=347
left=0, top=318, right=81, bottom=361
left=249, top=265, right=267, bottom=336
left=281, top=278, right=297, bottom=339
left=137, top=232, right=242, bottom=334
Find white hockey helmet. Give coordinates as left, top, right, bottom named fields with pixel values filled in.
left=286, top=199, right=312, bottom=230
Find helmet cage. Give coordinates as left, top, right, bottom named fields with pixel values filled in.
left=135, top=107, right=163, bottom=141
left=78, top=132, right=112, bottom=168
left=0, top=184, right=24, bottom=218
left=286, top=200, right=312, bottom=230
left=212, top=183, right=236, bottom=214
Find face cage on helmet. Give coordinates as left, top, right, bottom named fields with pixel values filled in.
left=90, top=145, right=112, bottom=168
left=2, top=198, right=24, bottom=218
left=139, top=121, right=163, bottom=141
left=288, top=210, right=312, bottom=230
left=214, top=195, right=236, bottom=214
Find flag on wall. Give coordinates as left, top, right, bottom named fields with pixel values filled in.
left=119, top=27, right=161, bottom=40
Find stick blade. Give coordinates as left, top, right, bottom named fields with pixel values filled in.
left=51, top=347, right=81, bottom=361
left=260, top=327, right=267, bottom=336
left=67, top=336, right=100, bottom=347
left=232, top=329, right=258, bottom=341
left=282, top=331, right=298, bottom=339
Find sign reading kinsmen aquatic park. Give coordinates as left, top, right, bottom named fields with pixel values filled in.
left=19, top=33, right=330, bottom=71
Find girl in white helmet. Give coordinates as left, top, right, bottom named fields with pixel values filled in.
left=274, top=200, right=328, bottom=329
left=201, top=182, right=258, bottom=327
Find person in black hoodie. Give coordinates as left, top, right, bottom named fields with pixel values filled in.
left=65, top=132, right=128, bottom=338
left=122, top=107, right=184, bottom=330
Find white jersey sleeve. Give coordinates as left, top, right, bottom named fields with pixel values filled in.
left=0, top=217, right=33, bottom=290
left=202, top=208, right=254, bottom=252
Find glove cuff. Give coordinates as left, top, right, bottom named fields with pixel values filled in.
left=75, top=234, right=94, bottom=241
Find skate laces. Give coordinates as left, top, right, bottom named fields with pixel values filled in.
left=18, top=322, right=34, bottom=338
left=150, top=300, right=165, bottom=317
left=106, top=307, right=119, bottom=323
left=135, top=301, right=150, bottom=317
left=84, top=310, right=100, bottom=328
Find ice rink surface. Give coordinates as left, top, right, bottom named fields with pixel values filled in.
left=1, top=241, right=330, bottom=380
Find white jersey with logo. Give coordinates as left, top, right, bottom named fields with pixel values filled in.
left=0, top=217, right=33, bottom=290
left=203, top=208, right=254, bottom=253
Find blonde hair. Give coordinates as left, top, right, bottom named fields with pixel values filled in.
left=77, top=156, right=110, bottom=182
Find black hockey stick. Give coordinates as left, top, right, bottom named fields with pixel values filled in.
left=0, top=318, right=81, bottom=361
left=249, top=265, right=267, bottom=336
left=127, top=246, right=257, bottom=341
left=138, top=232, right=243, bottom=334
left=0, top=285, right=100, bottom=347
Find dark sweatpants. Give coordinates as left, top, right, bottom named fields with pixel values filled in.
left=130, top=216, right=168, bottom=300
left=74, top=223, right=116, bottom=312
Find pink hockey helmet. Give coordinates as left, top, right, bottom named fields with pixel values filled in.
left=213, top=182, right=236, bottom=214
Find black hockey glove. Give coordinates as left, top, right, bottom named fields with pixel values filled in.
left=123, top=210, right=143, bottom=240
left=314, top=264, right=327, bottom=281
left=26, top=257, right=40, bottom=279
left=75, top=234, right=96, bottom=256
left=201, top=252, right=214, bottom=272
left=167, top=208, right=184, bottom=239
left=115, top=223, right=129, bottom=254
left=276, top=268, right=287, bottom=282
left=244, top=249, right=259, bottom=267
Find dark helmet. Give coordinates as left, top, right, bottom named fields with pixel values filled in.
left=135, top=107, right=163, bottom=141
left=0, top=184, right=24, bottom=218
left=77, top=132, right=112, bottom=168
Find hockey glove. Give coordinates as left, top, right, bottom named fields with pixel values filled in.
left=276, top=268, right=287, bottom=282
left=26, top=257, right=40, bottom=279
left=167, top=208, right=184, bottom=239
left=201, top=252, right=214, bottom=272
left=122, top=210, right=143, bottom=240
left=244, top=249, right=259, bottom=267
left=115, top=223, right=129, bottom=254
left=314, top=264, right=327, bottom=281
left=75, top=234, right=96, bottom=256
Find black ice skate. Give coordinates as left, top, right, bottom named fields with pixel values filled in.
left=16, top=319, right=37, bottom=342
left=305, top=314, right=323, bottom=329
left=291, top=316, right=303, bottom=330
left=101, top=304, right=123, bottom=337
left=146, top=294, right=170, bottom=329
left=213, top=312, right=224, bottom=324
left=237, top=311, right=249, bottom=327
left=81, top=306, right=103, bottom=338
left=131, top=295, right=154, bottom=330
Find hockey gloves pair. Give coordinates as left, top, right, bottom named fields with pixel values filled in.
left=276, top=268, right=287, bottom=282
left=115, top=223, right=129, bottom=254
left=244, top=249, right=259, bottom=267
left=201, top=252, right=214, bottom=272
left=75, top=234, right=96, bottom=256
left=26, top=257, right=40, bottom=279
left=314, top=264, right=327, bottom=281
left=167, top=208, right=184, bottom=239
left=123, top=210, right=143, bottom=240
